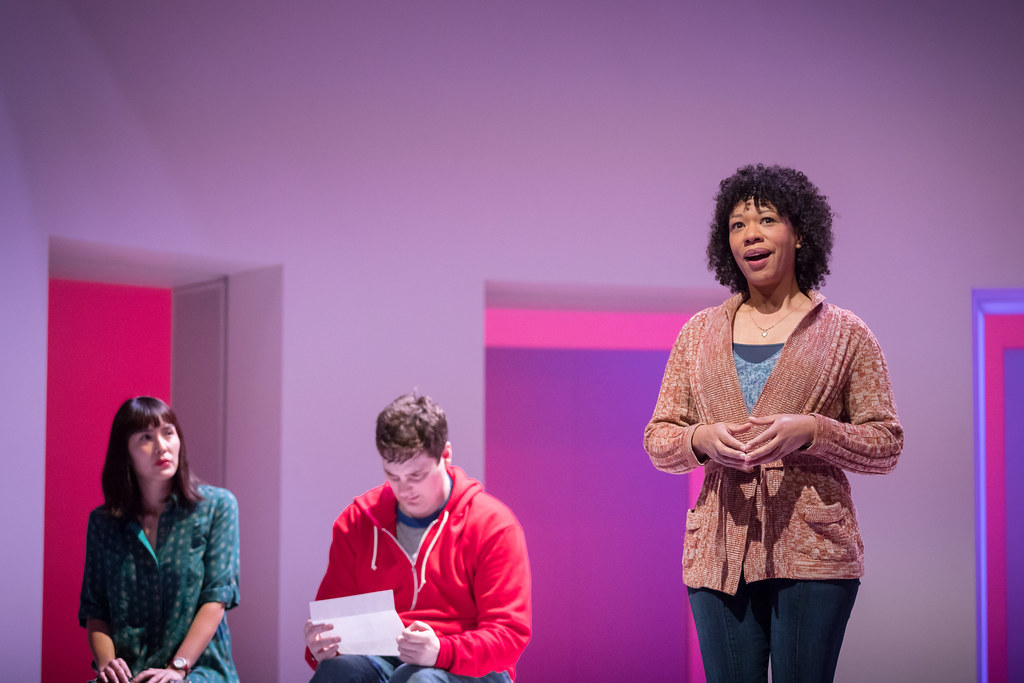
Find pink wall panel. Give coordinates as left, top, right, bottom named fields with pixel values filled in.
left=44, top=280, right=171, bottom=683
left=1003, top=349, right=1024, bottom=679
left=486, top=308, right=691, bottom=350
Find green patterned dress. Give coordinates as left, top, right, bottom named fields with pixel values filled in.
left=79, top=485, right=240, bottom=682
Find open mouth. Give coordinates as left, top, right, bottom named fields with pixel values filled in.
left=745, top=252, right=770, bottom=262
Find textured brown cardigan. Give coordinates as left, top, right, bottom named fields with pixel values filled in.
left=644, top=292, right=903, bottom=595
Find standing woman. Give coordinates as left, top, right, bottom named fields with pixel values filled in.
left=644, top=164, right=903, bottom=682
left=80, top=397, right=240, bottom=682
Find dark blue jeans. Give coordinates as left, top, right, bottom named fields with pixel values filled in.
left=688, top=577, right=859, bottom=683
left=310, top=655, right=511, bottom=683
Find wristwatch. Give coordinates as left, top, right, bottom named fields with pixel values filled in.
left=170, top=656, right=191, bottom=676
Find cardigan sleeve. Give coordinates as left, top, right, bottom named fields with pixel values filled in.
left=804, top=325, right=903, bottom=474
left=643, top=313, right=708, bottom=474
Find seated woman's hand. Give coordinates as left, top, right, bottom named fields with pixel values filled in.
left=95, top=658, right=133, bottom=683
left=692, top=422, right=753, bottom=470
left=133, top=667, right=186, bottom=682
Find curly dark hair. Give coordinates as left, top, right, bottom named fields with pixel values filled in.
left=706, top=164, right=834, bottom=294
left=376, top=392, right=448, bottom=464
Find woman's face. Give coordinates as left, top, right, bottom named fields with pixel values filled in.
left=127, top=419, right=180, bottom=484
left=728, top=199, right=800, bottom=293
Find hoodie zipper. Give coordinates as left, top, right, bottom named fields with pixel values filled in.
left=373, top=510, right=449, bottom=611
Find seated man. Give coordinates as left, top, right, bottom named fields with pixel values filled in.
left=304, top=392, right=532, bottom=683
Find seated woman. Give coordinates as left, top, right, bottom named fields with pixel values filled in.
left=80, top=396, right=240, bottom=682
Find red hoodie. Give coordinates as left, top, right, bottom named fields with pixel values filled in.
left=307, top=466, right=532, bottom=679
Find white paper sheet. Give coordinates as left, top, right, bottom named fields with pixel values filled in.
left=309, top=590, right=404, bottom=656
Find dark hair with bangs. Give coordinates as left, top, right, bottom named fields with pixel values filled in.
left=707, top=164, right=834, bottom=295
left=101, top=396, right=202, bottom=519
left=376, top=392, right=448, bottom=465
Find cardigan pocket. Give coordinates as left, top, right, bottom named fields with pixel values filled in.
left=682, top=507, right=710, bottom=571
left=796, top=501, right=857, bottom=561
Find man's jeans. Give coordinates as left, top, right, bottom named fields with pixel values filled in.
left=310, top=655, right=512, bottom=683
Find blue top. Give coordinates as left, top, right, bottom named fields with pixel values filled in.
left=733, top=343, right=784, bottom=413
left=79, top=485, right=240, bottom=682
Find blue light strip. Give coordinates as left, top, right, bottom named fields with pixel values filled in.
left=972, top=289, right=988, bottom=683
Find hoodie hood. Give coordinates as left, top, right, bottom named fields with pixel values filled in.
left=353, top=464, right=482, bottom=530
left=351, top=465, right=483, bottom=602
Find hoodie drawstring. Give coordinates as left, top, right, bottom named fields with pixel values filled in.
left=369, top=509, right=452, bottom=609
left=418, top=510, right=449, bottom=587
left=371, top=526, right=378, bottom=571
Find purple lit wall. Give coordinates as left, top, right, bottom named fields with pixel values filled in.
left=487, top=346, right=696, bottom=681
left=485, top=306, right=705, bottom=681
left=3, top=1, right=1024, bottom=681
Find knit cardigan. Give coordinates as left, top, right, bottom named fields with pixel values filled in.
left=644, top=292, right=903, bottom=595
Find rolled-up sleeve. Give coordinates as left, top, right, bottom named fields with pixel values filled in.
left=79, top=510, right=110, bottom=626
left=199, top=489, right=240, bottom=609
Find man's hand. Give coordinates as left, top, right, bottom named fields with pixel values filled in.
left=304, top=618, right=341, bottom=662
left=397, top=621, right=440, bottom=667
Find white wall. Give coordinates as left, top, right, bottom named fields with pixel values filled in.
left=225, top=267, right=283, bottom=681
left=3, top=1, right=1023, bottom=680
left=0, top=82, right=48, bottom=683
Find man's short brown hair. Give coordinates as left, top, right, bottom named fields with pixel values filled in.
left=376, top=392, right=448, bottom=464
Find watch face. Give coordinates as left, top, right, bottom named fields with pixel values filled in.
left=173, top=657, right=187, bottom=669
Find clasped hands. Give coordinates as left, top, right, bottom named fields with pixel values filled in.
left=304, top=618, right=440, bottom=667
left=692, top=414, right=815, bottom=471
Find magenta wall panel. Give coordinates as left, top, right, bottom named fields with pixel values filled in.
left=44, top=280, right=172, bottom=683
left=1004, top=349, right=1024, bottom=678
left=486, top=308, right=690, bottom=351
left=973, top=291, right=1024, bottom=683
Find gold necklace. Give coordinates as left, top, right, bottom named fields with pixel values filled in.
left=747, top=302, right=802, bottom=338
